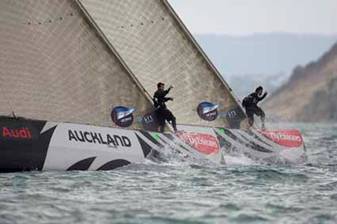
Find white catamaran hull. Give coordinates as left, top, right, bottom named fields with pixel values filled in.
left=0, top=116, right=306, bottom=172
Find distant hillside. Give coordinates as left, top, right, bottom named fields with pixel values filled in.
left=228, top=73, right=287, bottom=99
left=195, top=33, right=337, bottom=76
left=264, top=42, right=337, bottom=122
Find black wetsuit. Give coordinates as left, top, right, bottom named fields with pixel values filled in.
left=153, top=88, right=177, bottom=132
left=242, top=92, right=267, bottom=125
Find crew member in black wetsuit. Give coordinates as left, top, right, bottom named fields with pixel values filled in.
left=242, top=86, right=268, bottom=129
left=153, top=82, right=177, bottom=132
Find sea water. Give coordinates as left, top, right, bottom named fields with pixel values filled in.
left=0, top=123, right=336, bottom=224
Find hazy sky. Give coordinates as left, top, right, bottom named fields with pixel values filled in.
left=169, top=0, right=337, bottom=35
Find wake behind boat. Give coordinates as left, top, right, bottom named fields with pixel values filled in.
left=0, top=0, right=306, bottom=172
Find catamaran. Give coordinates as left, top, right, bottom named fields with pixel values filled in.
left=0, top=0, right=306, bottom=172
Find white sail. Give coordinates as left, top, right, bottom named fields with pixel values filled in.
left=78, top=0, right=245, bottom=127
left=0, top=0, right=245, bottom=129
left=0, top=0, right=153, bottom=128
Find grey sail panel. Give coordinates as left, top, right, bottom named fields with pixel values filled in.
left=0, top=0, right=153, bottom=128
left=78, top=0, right=244, bottom=127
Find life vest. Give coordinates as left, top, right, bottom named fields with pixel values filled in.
left=242, top=95, right=254, bottom=108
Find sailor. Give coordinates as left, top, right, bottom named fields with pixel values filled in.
left=153, top=82, right=177, bottom=132
left=242, top=86, right=268, bottom=129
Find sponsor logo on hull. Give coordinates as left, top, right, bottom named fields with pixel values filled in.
left=176, top=131, right=220, bottom=155
left=259, top=130, right=303, bottom=148
left=142, top=111, right=160, bottom=131
left=197, top=101, right=218, bottom=121
left=222, top=106, right=246, bottom=129
left=1, top=127, right=32, bottom=140
left=43, top=123, right=145, bottom=171
left=111, top=106, right=135, bottom=127
left=68, top=129, right=132, bottom=148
